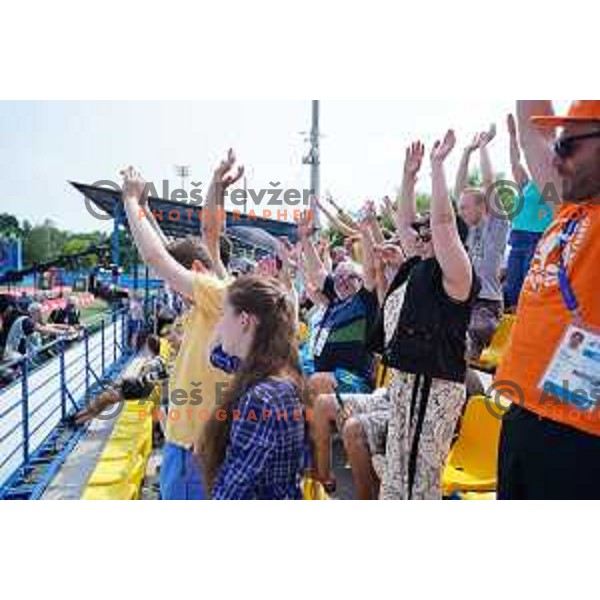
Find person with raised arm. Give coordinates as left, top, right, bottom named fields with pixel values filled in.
left=389, top=142, right=426, bottom=252
left=314, top=195, right=359, bottom=238
left=504, top=113, right=554, bottom=310
left=378, top=131, right=479, bottom=500
left=326, top=195, right=360, bottom=230
left=455, top=125, right=510, bottom=361
left=496, top=101, right=600, bottom=500
left=311, top=203, right=388, bottom=497
left=202, top=149, right=244, bottom=280
left=297, top=211, right=378, bottom=402
left=120, top=150, right=243, bottom=500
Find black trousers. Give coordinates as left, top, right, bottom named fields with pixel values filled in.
left=498, top=406, right=600, bottom=500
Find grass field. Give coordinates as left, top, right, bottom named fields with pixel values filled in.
left=80, top=299, right=110, bottom=324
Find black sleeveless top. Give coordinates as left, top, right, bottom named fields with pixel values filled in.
left=369, top=256, right=480, bottom=383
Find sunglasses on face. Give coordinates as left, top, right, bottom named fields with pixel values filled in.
left=411, top=221, right=432, bottom=243
left=554, top=131, right=600, bottom=160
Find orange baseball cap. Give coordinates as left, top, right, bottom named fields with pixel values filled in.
left=532, top=100, right=600, bottom=128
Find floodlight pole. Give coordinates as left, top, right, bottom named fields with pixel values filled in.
left=302, top=100, right=321, bottom=228
left=176, top=165, right=191, bottom=193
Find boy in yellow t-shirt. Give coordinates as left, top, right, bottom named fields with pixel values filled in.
left=121, top=150, right=243, bottom=499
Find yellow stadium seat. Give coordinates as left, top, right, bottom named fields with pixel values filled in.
left=302, top=476, right=330, bottom=500
left=159, top=339, right=172, bottom=361
left=475, top=314, right=516, bottom=372
left=124, top=400, right=154, bottom=415
left=82, top=483, right=138, bottom=500
left=460, top=492, right=497, bottom=501
left=87, top=458, right=133, bottom=487
left=112, top=431, right=152, bottom=459
left=374, top=362, right=392, bottom=389
left=100, top=447, right=133, bottom=462
left=129, top=455, right=146, bottom=489
left=442, top=395, right=507, bottom=497
left=118, top=409, right=153, bottom=423
left=108, top=433, right=148, bottom=457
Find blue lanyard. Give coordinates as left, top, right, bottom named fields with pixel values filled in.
left=558, top=217, right=582, bottom=319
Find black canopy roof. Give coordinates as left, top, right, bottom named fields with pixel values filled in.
left=71, top=182, right=299, bottom=245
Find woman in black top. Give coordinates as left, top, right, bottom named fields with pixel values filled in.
left=379, top=132, right=479, bottom=500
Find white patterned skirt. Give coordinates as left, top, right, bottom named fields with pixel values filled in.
left=381, top=371, right=466, bottom=500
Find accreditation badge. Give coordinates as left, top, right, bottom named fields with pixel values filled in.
left=313, top=326, right=330, bottom=358
left=539, top=322, right=600, bottom=412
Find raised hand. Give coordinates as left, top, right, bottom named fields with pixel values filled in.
left=213, top=148, right=245, bottom=193
left=430, top=130, right=457, bottom=165
left=120, top=166, right=148, bottom=205
left=204, top=149, right=244, bottom=243
left=362, top=199, right=378, bottom=223
left=327, top=195, right=343, bottom=213
left=404, top=142, right=425, bottom=178
left=276, top=236, right=295, bottom=267
left=383, top=195, right=396, bottom=212
left=507, top=114, right=518, bottom=140
left=297, top=210, right=316, bottom=240
left=478, top=123, right=497, bottom=148
left=316, top=235, right=330, bottom=258
left=373, top=243, right=405, bottom=268
left=465, top=133, right=482, bottom=154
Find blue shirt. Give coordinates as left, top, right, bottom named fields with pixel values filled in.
left=512, top=181, right=554, bottom=233
left=212, top=378, right=305, bottom=500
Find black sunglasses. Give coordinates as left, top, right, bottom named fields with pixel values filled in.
left=412, top=220, right=432, bottom=243
left=554, top=131, right=600, bottom=159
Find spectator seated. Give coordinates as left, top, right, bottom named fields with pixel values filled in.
left=470, top=314, right=516, bottom=373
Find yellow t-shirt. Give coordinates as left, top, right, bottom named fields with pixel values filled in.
left=165, top=272, right=232, bottom=449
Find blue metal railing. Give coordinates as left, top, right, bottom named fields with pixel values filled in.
left=0, top=306, right=134, bottom=499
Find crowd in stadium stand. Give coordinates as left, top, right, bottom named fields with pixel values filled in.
left=115, top=100, right=600, bottom=500
left=5, top=100, right=599, bottom=500
left=0, top=292, right=84, bottom=383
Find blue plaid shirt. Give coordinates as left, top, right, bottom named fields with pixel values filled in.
left=213, top=378, right=305, bottom=500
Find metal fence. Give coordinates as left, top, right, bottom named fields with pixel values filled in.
left=0, top=308, right=131, bottom=499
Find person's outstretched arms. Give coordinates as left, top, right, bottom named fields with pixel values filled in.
left=316, top=235, right=333, bottom=274
left=516, top=100, right=560, bottom=201
left=381, top=196, right=397, bottom=232
left=121, top=166, right=194, bottom=299
left=454, top=134, right=479, bottom=200
left=396, top=142, right=424, bottom=226
left=478, top=124, right=497, bottom=191
left=362, top=199, right=385, bottom=246
left=297, top=254, right=328, bottom=307
left=373, top=243, right=406, bottom=304
left=297, top=211, right=329, bottom=294
left=326, top=196, right=359, bottom=230
left=430, top=131, right=473, bottom=302
left=357, top=210, right=377, bottom=293
left=203, top=149, right=244, bottom=279
left=138, top=184, right=170, bottom=247
left=315, top=196, right=359, bottom=238
left=393, top=142, right=424, bottom=257
left=478, top=123, right=507, bottom=219
left=507, top=114, right=530, bottom=189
